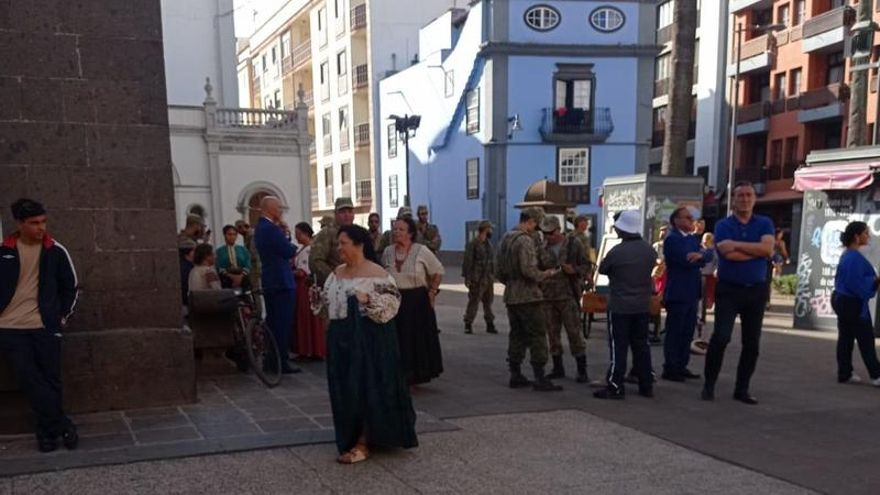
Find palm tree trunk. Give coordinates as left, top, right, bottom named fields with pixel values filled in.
left=661, top=0, right=698, bottom=176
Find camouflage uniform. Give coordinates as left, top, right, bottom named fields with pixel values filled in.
left=540, top=236, right=587, bottom=359
left=235, top=220, right=263, bottom=314
left=462, top=223, right=495, bottom=331
left=309, top=219, right=340, bottom=288
left=416, top=205, right=442, bottom=252
left=369, top=229, right=383, bottom=258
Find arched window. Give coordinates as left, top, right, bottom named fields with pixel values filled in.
left=524, top=5, right=560, bottom=32
left=590, top=6, right=625, bottom=33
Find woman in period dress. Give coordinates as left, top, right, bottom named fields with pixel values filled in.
left=292, top=222, right=325, bottom=359
left=381, top=217, right=444, bottom=385
left=319, top=224, right=418, bottom=464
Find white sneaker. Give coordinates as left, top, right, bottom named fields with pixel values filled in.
left=843, top=375, right=863, bottom=384
left=871, top=377, right=880, bottom=387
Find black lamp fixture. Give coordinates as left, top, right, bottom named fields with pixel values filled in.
left=389, top=114, right=422, bottom=206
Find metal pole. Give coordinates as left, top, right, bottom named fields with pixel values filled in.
left=875, top=67, right=880, bottom=145
left=403, top=114, right=411, bottom=207
left=726, top=23, right=743, bottom=216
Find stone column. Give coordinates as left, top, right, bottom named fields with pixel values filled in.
left=0, top=0, right=195, bottom=415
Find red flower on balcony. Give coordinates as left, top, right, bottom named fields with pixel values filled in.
left=555, top=107, right=568, bottom=117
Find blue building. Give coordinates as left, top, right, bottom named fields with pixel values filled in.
left=377, top=0, right=656, bottom=251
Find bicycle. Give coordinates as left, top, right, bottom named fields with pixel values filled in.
left=223, top=289, right=283, bottom=388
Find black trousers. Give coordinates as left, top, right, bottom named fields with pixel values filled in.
left=832, top=293, right=880, bottom=381
left=704, top=282, right=766, bottom=394
left=606, top=312, right=653, bottom=394
left=0, top=329, right=72, bottom=438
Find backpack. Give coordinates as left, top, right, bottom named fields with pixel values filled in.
left=496, top=231, right=526, bottom=285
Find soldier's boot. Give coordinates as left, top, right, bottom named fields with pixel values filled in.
left=532, top=365, right=563, bottom=392
left=546, top=355, right=565, bottom=379
left=508, top=362, right=532, bottom=389
left=486, top=322, right=498, bottom=334
left=575, top=355, right=589, bottom=384
left=464, top=323, right=473, bottom=334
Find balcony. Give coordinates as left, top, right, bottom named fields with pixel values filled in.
left=282, top=56, right=292, bottom=75
left=302, top=89, right=314, bottom=110
left=356, top=179, right=372, bottom=204
left=354, top=64, right=369, bottom=90
left=292, top=39, right=312, bottom=71
left=540, top=107, right=614, bottom=144
left=802, top=6, right=854, bottom=54
left=654, top=78, right=669, bottom=98
left=355, top=123, right=370, bottom=147
left=214, top=108, right=298, bottom=129
left=657, top=24, right=672, bottom=45
left=651, top=121, right=697, bottom=149
left=351, top=4, right=367, bottom=33
left=798, top=83, right=848, bottom=123
left=766, top=162, right=800, bottom=181
left=729, top=0, right=773, bottom=14
left=727, top=34, right=776, bottom=76
left=736, top=101, right=771, bottom=136
left=309, top=142, right=316, bottom=161
left=311, top=188, right=319, bottom=210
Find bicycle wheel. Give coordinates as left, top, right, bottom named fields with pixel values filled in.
left=244, top=318, right=282, bottom=387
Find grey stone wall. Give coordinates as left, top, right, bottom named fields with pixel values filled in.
left=0, top=0, right=195, bottom=416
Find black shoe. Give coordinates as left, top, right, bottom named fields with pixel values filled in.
left=61, top=426, right=79, bottom=450
left=638, top=388, right=654, bottom=398
left=546, top=356, right=565, bottom=380
left=508, top=362, right=532, bottom=388
left=532, top=365, right=563, bottom=392
left=733, top=392, right=758, bottom=405
left=464, top=323, right=473, bottom=334
left=661, top=371, right=686, bottom=382
left=593, top=388, right=625, bottom=400
left=682, top=369, right=701, bottom=380
left=625, top=373, right=639, bottom=384
left=701, top=386, right=715, bottom=401
left=281, top=366, right=302, bottom=374
left=575, top=355, right=588, bottom=383
left=486, top=323, right=498, bottom=334
left=37, top=436, right=58, bottom=453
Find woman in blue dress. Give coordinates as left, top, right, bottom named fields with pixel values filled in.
left=832, top=221, right=880, bottom=386
left=317, top=224, right=418, bottom=464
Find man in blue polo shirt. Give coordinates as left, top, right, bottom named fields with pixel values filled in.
left=702, top=182, right=775, bottom=404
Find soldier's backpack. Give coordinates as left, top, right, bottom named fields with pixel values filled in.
left=495, top=231, right=526, bottom=285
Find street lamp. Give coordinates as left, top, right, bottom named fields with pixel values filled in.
left=726, top=22, right=786, bottom=215
left=389, top=114, right=421, bottom=207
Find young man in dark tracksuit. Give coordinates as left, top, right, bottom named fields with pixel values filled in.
left=595, top=210, right=658, bottom=400
left=0, top=199, right=79, bottom=452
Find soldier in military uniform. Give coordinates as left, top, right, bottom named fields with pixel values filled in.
left=497, top=207, right=561, bottom=392
left=539, top=216, right=590, bottom=383
left=416, top=205, right=442, bottom=253
left=309, top=197, right=355, bottom=287
left=462, top=220, right=497, bottom=334
left=571, top=214, right=597, bottom=284
left=235, top=219, right=263, bottom=314
left=367, top=212, right=384, bottom=257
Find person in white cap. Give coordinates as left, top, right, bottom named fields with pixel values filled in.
left=594, top=210, right=658, bottom=400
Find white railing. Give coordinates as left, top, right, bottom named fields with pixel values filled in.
left=292, top=39, right=311, bottom=69
left=214, top=108, right=297, bottom=129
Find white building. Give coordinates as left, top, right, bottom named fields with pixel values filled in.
left=162, top=0, right=312, bottom=241
left=378, top=1, right=657, bottom=251
left=237, top=0, right=458, bottom=225
left=647, top=0, right=728, bottom=189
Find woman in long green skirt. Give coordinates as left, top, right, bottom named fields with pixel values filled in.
left=316, top=224, right=418, bottom=464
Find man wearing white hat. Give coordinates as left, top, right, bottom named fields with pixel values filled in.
left=594, top=210, right=657, bottom=400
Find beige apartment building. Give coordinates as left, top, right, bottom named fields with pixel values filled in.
left=238, top=0, right=457, bottom=224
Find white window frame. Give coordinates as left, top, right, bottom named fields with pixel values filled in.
left=444, top=70, right=454, bottom=98
left=524, top=5, right=560, bottom=32
left=466, top=89, right=480, bottom=134
left=318, top=7, right=328, bottom=47
left=339, top=106, right=350, bottom=150
left=387, top=123, right=398, bottom=158
left=657, top=1, right=674, bottom=29
left=320, top=60, right=330, bottom=101
left=337, top=50, right=348, bottom=96
left=589, top=6, right=625, bottom=33
left=557, top=148, right=590, bottom=186
left=389, top=175, right=399, bottom=208
left=466, top=158, right=479, bottom=199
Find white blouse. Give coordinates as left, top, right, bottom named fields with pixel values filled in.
left=381, top=243, right=445, bottom=290
left=295, top=244, right=312, bottom=274
left=318, top=272, right=401, bottom=323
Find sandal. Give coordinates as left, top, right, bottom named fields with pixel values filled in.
left=337, top=444, right=369, bottom=464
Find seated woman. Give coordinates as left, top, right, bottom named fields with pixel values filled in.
left=318, top=224, right=417, bottom=464
left=188, top=244, right=222, bottom=292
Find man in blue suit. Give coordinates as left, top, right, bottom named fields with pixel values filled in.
left=662, top=206, right=712, bottom=382
left=254, top=196, right=299, bottom=374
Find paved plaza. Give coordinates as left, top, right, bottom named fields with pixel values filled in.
left=1, top=275, right=879, bottom=494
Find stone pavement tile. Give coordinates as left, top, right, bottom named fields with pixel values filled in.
left=79, top=434, right=135, bottom=451
left=0, top=438, right=35, bottom=459
left=229, top=396, right=289, bottom=410
left=134, top=426, right=202, bottom=445
left=256, top=417, right=320, bottom=433
left=295, top=403, right=332, bottom=416
left=290, top=444, right=422, bottom=495
left=123, top=407, right=182, bottom=418
left=76, top=419, right=130, bottom=437
left=194, top=422, right=261, bottom=440
left=128, top=414, right=191, bottom=431
left=311, top=415, right=334, bottom=429
left=71, top=411, right=124, bottom=425
left=243, top=406, right=304, bottom=421
left=184, top=410, right=251, bottom=425
left=0, top=479, right=9, bottom=495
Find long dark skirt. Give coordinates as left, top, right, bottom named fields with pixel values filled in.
left=326, top=296, right=418, bottom=454
left=397, top=287, right=444, bottom=385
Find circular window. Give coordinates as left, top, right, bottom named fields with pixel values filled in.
left=590, top=6, right=625, bottom=33
left=524, top=5, right=561, bottom=32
